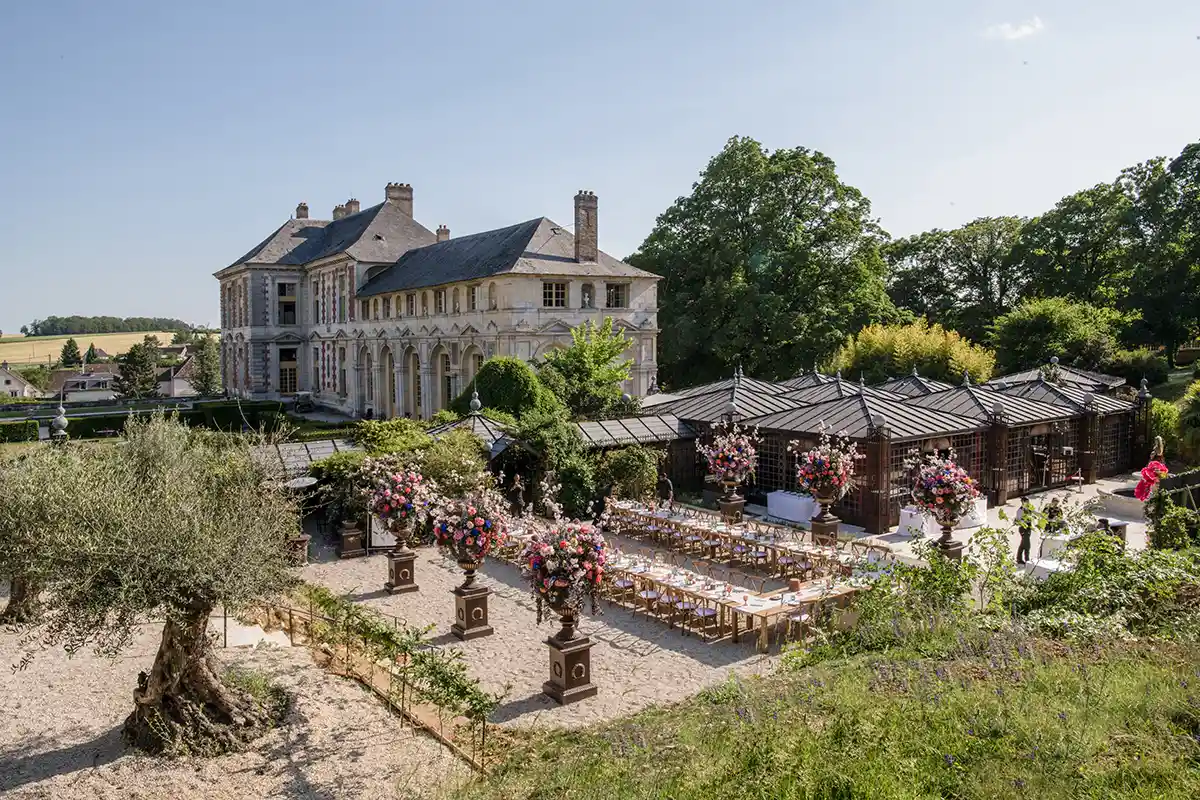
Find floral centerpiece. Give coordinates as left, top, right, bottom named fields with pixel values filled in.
left=433, top=490, right=509, bottom=572
left=520, top=521, right=608, bottom=638
left=365, top=461, right=433, bottom=550
left=790, top=427, right=861, bottom=507
left=907, top=450, right=980, bottom=542
left=1135, top=460, right=1169, bottom=501
left=697, top=418, right=760, bottom=489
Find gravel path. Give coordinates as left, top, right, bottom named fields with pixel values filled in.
left=0, top=625, right=471, bottom=799
left=301, top=534, right=779, bottom=731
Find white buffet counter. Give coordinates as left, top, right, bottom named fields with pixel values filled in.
left=766, top=491, right=819, bottom=524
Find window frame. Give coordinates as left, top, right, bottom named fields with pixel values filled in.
left=542, top=281, right=567, bottom=308
left=605, top=282, right=630, bottom=309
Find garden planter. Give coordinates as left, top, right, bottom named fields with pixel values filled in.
left=451, top=560, right=493, bottom=641
left=542, top=604, right=597, bottom=705
left=719, top=479, right=745, bottom=525
left=810, top=492, right=840, bottom=547
left=338, top=519, right=366, bottom=559
left=384, top=535, right=419, bottom=595
left=935, top=522, right=964, bottom=561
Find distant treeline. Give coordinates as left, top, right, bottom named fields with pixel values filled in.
left=21, top=316, right=195, bottom=336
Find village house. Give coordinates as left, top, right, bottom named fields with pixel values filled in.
left=0, top=361, right=41, bottom=399
left=214, top=184, right=659, bottom=419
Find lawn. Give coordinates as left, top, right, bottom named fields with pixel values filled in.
left=462, top=637, right=1200, bottom=800
left=1156, top=369, right=1195, bottom=404
left=0, top=331, right=175, bottom=365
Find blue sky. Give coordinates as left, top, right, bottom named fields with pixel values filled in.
left=1, top=0, right=1197, bottom=332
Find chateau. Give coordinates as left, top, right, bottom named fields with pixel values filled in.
left=215, top=184, right=659, bottom=419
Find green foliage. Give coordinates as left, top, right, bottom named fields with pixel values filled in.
left=21, top=316, right=193, bottom=337
left=59, top=337, right=82, bottom=367
left=84, top=342, right=98, bottom=363
left=416, top=428, right=488, bottom=497
left=309, top=450, right=370, bottom=522
left=595, top=445, right=660, bottom=502
left=451, top=357, right=562, bottom=419
left=478, top=407, right=517, bottom=427
left=833, top=319, right=995, bottom=384
left=884, top=216, right=1026, bottom=342
left=352, top=418, right=431, bottom=455
left=1151, top=504, right=1199, bottom=550
left=1104, top=348, right=1169, bottom=386
left=1150, top=398, right=1182, bottom=461
left=511, top=405, right=594, bottom=517
left=536, top=318, right=634, bottom=417
left=112, top=341, right=160, bottom=399
left=627, top=135, right=896, bottom=384
left=16, top=364, right=51, bottom=390
left=189, top=335, right=222, bottom=396
left=990, top=297, right=1120, bottom=374
left=428, top=408, right=460, bottom=427
left=1178, top=381, right=1200, bottom=463
left=0, top=420, right=39, bottom=443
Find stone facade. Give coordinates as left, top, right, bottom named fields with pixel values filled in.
left=214, top=186, right=659, bottom=419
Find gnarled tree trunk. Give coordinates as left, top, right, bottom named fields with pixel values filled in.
left=0, top=575, right=42, bottom=624
left=123, top=604, right=275, bottom=755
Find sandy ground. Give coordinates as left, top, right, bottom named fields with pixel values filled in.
left=301, top=530, right=778, bottom=731
left=0, top=625, right=471, bottom=799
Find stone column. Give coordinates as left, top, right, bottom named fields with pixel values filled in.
left=419, top=364, right=435, bottom=420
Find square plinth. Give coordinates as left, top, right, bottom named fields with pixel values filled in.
left=452, top=586, right=493, bottom=640
left=543, top=634, right=598, bottom=705
left=384, top=551, right=420, bottom=594
left=935, top=540, right=965, bottom=561
left=719, top=498, right=745, bottom=525
left=339, top=529, right=367, bottom=559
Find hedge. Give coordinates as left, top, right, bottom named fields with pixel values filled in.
left=59, top=401, right=286, bottom=440
left=0, top=420, right=39, bottom=443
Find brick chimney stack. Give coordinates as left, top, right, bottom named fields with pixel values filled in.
left=332, top=204, right=347, bottom=220
left=385, top=182, right=414, bottom=217
left=295, top=202, right=309, bottom=219
left=436, top=224, right=450, bottom=243
left=345, top=198, right=360, bottom=215
left=574, top=190, right=598, bottom=263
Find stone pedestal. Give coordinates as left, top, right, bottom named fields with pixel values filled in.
left=935, top=524, right=963, bottom=561
left=543, top=631, right=597, bottom=705
left=384, top=547, right=419, bottom=594
left=288, top=534, right=311, bottom=566
left=719, top=497, right=745, bottom=525
left=339, top=521, right=366, bottom=559
left=810, top=501, right=840, bottom=547
left=451, top=585, right=493, bottom=640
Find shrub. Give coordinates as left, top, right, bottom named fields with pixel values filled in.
left=1150, top=503, right=1198, bottom=550
left=595, top=445, right=660, bottom=501
left=415, top=428, right=488, bottom=496
left=556, top=453, right=596, bottom=519
left=451, top=357, right=562, bottom=419
left=428, top=409, right=461, bottom=427
left=309, top=450, right=370, bottom=522
left=0, top=420, right=39, bottom=443
left=990, top=297, right=1120, bottom=374
left=353, top=418, right=431, bottom=455
left=478, top=407, right=517, bottom=427
left=61, top=413, right=131, bottom=439
left=1178, top=381, right=1200, bottom=463
left=834, top=319, right=996, bottom=384
left=1103, top=348, right=1169, bottom=386
left=1150, top=398, right=1181, bottom=462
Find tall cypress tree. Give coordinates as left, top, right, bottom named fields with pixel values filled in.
left=113, top=343, right=160, bottom=399
left=59, top=338, right=82, bottom=367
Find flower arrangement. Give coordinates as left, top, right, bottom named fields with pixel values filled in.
left=697, top=418, right=760, bottom=485
left=1134, top=460, right=1169, bottom=502
left=790, top=427, right=861, bottom=501
left=520, top=521, right=608, bottom=623
left=366, top=461, right=432, bottom=534
left=907, top=450, right=980, bottom=527
left=433, top=490, right=509, bottom=566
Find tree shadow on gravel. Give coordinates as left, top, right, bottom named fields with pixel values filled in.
left=0, top=725, right=125, bottom=793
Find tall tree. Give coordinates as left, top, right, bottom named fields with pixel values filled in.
left=59, top=337, right=82, bottom=367
left=189, top=335, right=222, bottom=396
left=627, top=136, right=895, bottom=384
left=113, top=342, right=160, bottom=399
left=990, top=297, right=1120, bottom=374
left=536, top=318, right=633, bottom=417
left=884, top=217, right=1025, bottom=342
left=1008, top=182, right=1132, bottom=306
left=84, top=342, right=98, bottom=363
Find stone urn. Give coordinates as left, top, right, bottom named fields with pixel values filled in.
left=384, top=524, right=419, bottom=595
left=542, top=594, right=597, bottom=705
left=451, top=558, right=492, bottom=641
left=934, top=520, right=964, bottom=561
left=339, top=518, right=366, bottom=559
left=718, top=477, right=745, bottom=525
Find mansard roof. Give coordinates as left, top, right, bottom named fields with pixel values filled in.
left=225, top=200, right=437, bottom=270
left=745, top=394, right=984, bottom=441
left=988, top=364, right=1126, bottom=392
left=357, top=217, right=656, bottom=296
left=876, top=369, right=956, bottom=398
left=905, top=384, right=1073, bottom=426
left=781, top=377, right=908, bottom=405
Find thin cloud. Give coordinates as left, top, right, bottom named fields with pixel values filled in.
left=984, top=16, right=1045, bottom=41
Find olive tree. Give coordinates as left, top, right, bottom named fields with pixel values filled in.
left=14, top=414, right=302, bottom=754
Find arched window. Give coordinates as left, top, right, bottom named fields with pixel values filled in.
left=581, top=282, right=595, bottom=309
left=488, top=282, right=497, bottom=311
left=372, top=298, right=379, bottom=320
left=452, top=287, right=460, bottom=313
left=422, top=292, right=429, bottom=315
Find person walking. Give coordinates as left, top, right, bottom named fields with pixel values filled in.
left=656, top=471, right=674, bottom=510
left=1015, top=495, right=1035, bottom=565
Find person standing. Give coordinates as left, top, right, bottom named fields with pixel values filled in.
left=509, top=475, right=526, bottom=517
left=656, top=471, right=674, bottom=510
left=1015, top=495, right=1035, bottom=565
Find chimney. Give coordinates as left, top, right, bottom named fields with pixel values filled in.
left=385, top=182, right=414, bottom=217
left=574, top=190, right=598, bottom=263
left=295, top=202, right=309, bottom=219
left=332, top=204, right=347, bottom=220
left=345, top=198, right=361, bottom=215
left=436, top=224, right=450, bottom=243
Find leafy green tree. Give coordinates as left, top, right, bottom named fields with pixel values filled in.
left=11, top=415, right=300, bottom=753
left=536, top=318, right=633, bottom=417
left=59, top=337, right=82, bottom=367
left=594, top=445, right=660, bottom=502
left=113, top=342, right=160, bottom=399
left=451, top=357, right=562, bottom=419
left=17, top=364, right=51, bottom=390
left=989, top=297, right=1120, bottom=375
left=884, top=217, right=1025, bottom=342
left=189, top=335, right=222, bottom=396
left=834, top=319, right=996, bottom=384
left=84, top=342, right=98, bottom=363
left=171, top=329, right=196, bottom=345
left=627, top=136, right=896, bottom=384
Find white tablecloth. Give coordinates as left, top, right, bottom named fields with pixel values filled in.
left=767, top=491, right=818, bottom=524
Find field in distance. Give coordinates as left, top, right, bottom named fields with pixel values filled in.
left=0, top=331, right=176, bottom=365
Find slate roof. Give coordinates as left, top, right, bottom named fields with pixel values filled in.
left=428, top=412, right=515, bottom=459
left=652, top=384, right=803, bottom=423
left=253, top=439, right=364, bottom=479
left=782, top=378, right=909, bottom=405
left=226, top=200, right=437, bottom=269
left=358, top=217, right=656, bottom=296
left=745, top=394, right=985, bottom=440
left=671, top=375, right=790, bottom=399
left=48, top=365, right=120, bottom=394
left=905, top=385, right=1073, bottom=426
left=639, top=392, right=682, bottom=408
left=988, top=364, right=1126, bottom=392
left=574, top=414, right=698, bottom=448
left=876, top=369, right=955, bottom=398
left=777, top=371, right=836, bottom=390
left=994, top=379, right=1134, bottom=415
